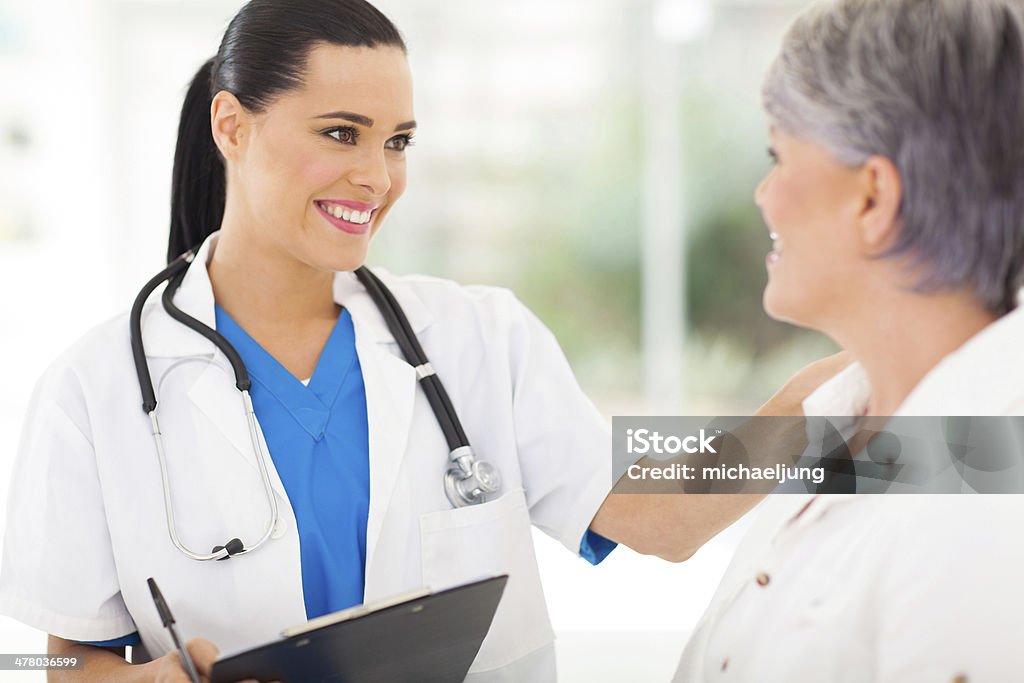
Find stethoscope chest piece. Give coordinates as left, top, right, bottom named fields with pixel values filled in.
left=444, top=446, right=501, bottom=507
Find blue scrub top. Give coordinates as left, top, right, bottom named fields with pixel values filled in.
left=84, top=304, right=614, bottom=646
left=215, top=304, right=371, bottom=620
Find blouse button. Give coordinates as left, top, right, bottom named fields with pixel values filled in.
left=755, top=572, right=771, bottom=587
left=952, top=675, right=969, bottom=683
left=721, top=657, right=729, bottom=671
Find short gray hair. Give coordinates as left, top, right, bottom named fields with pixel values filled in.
left=763, top=0, right=1024, bottom=314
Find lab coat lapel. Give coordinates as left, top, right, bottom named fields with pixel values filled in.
left=185, top=360, right=289, bottom=502
left=334, top=270, right=428, bottom=578
left=358, top=340, right=417, bottom=576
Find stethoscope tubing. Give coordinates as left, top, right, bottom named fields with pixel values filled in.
left=353, top=267, right=470, bottom=451
left=163, top=269, right=251, bottom=392
left=130, top=253, right=497, bottom=561
left=130, top=250, right=195, bottom=413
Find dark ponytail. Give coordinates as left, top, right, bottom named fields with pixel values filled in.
left=167, top=0, right=406, bottom=263
left=168, top=58, right=224, bottom=262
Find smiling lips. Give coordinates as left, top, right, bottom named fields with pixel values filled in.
left=315, top=199, right=379, bottom=235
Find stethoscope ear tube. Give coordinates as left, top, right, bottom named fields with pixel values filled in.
left=354, top=267, right=468, bottom=450
left=161, top=269, right=251, bottom=393
left=130, top=250, right=195, bottom=413
left=354, top=267, right=500, bottom=506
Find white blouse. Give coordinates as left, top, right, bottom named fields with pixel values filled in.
left=675, top=304, right=1024, bottom=682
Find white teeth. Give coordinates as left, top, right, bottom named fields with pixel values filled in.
left=319, top=202, right=373, bottom=224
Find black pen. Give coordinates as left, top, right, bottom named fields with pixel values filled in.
left=148, top=577, right=202, bottom=683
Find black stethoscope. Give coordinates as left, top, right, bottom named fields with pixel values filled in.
left=129, top=249, right=501, bottom=561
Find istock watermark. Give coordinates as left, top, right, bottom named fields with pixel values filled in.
left=611, top=416, right=1024, bottom=494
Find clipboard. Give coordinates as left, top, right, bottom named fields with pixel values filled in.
left=210, top=575, right=508, bottom=683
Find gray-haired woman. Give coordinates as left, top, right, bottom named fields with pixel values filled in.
left=676, top=0, right=1024, bottom=680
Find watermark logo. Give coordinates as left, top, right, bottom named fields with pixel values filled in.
left=626, top=428, right=720, bottom=455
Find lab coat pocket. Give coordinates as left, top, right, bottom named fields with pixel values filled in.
left=419, top=488, right=553, bottom=672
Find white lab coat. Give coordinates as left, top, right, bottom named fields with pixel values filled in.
left=0, top=232, right=613, bottom=681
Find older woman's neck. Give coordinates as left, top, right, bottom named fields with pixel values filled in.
left=833, top=291, right=996, bottom=416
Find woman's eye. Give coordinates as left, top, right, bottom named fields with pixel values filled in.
left=767, top=147, right=779, bottom=165
left=386, top=134, right=414, bottom=152
left=326, top=127, right=358, bottom=144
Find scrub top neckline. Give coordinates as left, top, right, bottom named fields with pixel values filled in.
left=213, top=305, right=359, bottom=440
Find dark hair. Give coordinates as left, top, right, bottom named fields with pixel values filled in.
left=168, top=0, right=406, bottom=262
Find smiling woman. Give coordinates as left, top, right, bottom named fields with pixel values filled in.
left=205, top=44, right=415, bottom=275
left=0, top=1, right=848, bottom=681
left=0, top=1, right=635, bottom=681
left=202, top=42, right=422, bottom=384
left=675, top=1, right=1024, bottom=680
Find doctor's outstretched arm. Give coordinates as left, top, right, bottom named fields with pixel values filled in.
left=588, top=351, right=851, bottom=562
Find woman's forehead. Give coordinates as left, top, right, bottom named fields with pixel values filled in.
left=289, top=43, right=414, bottom=122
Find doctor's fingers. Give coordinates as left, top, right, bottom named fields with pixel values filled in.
left=183, top=637, right=219, bottom=676
left=763, top=350, right=854, bottom=415
left=185, top=638, right=258, bottom=683
left=153, top=638, right=257, bottom=683
left=152, top=651, right=208, bottom=683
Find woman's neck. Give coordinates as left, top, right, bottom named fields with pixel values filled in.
left=206, top=226, right=339, bottom=330
left=829, top=291, right=996, bottom=415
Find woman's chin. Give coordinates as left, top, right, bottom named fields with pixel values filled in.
left=332, top=250, right=371, bottom=273
left=762, top=282, right=808, bottom=327
left=762, top=282, right=786, bottom=320
left=303, top=242, right=371, bottom=274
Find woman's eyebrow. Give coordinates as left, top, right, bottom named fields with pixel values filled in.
left=314, top=110, right=374, bottom=127
left=314, top=111, right=417, bottom=132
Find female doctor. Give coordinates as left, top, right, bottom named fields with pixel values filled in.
left=0, top=1, right=837, bottom=681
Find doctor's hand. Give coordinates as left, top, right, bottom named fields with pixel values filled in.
left=153, top=637, right=258, bottom=683
left=590, top=350, right=854, bottom=562
left=759, top=350, right=853, bottom=416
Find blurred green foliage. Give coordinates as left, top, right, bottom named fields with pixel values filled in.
left=378, top=56, right=837, bottom=410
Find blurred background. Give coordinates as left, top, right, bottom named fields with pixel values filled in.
left=0, top=0, right=836, bottom=679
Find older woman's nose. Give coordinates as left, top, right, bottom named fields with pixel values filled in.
left=754, top=173, right=770, bottom=207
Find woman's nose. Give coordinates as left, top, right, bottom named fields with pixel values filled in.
left=754, top=173, right=770, bottom=207
left=348, top=148, right=392, bottom=197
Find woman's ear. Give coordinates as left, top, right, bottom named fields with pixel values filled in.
left=210, top=90, right=248, bottom=162
left=857, top=155, right=903, bottom=252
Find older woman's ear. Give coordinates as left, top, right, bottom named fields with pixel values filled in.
left=856, top=154, right=903, bottom=252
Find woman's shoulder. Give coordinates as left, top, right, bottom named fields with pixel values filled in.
left=868, top=495, right=1024, bottom=566
left=56, top=311, right=133, bottom=364
left=368, top=270, right=566, bottom=367
left=372, top=269, right=538, bottom=330
left=379, top=269, right=521, bottom=307
left=33, top=311, right=134, bottom=396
